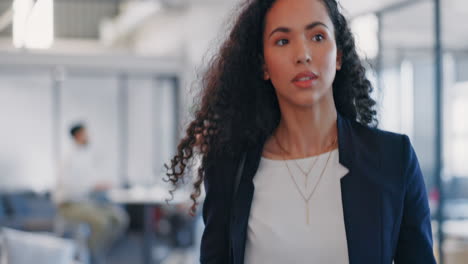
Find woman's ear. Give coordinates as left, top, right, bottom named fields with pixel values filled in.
left=263, top=64, right=270, bottom=80
left=336, top=50, right=343, bottom=71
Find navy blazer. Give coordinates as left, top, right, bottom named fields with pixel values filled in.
left=200, top=114, right=436, bottom=264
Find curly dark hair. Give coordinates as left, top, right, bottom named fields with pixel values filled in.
left=164, top=0, right=377, bottom=216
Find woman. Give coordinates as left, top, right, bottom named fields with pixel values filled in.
left=165, top=0, right=436, bottom=263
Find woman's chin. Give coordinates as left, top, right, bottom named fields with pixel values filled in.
left=277, top=88, right=331, bottom=109
left=291, top=93, right=327, bottom=108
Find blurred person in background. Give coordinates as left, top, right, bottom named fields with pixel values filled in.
left=54, top=123, right=128, bottom=264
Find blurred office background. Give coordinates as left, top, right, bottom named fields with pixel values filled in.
left=0, top=0, right=467, bottom=263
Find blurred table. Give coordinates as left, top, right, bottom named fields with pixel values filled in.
left=107, top=186, right=190, bottom=264
left=432, top=220, right=468, bottom=241
left=432, top=220, right=468, bottom=264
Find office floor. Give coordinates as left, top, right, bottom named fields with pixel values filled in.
left=107, top=215, right=203, bottom=264
left=107, top=233, right=197, bottom=264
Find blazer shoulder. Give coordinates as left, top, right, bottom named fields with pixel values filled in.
left=347, top=120, right=414, bottom=192
left=348, top=119, right=408, bottom=153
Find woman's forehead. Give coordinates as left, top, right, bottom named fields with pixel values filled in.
left=264, top=0, right=333, bottom=32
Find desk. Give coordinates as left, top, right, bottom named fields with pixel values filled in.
left=432, top=220, right=468, bottom=241
left=107, top=186, right=190, bottom=264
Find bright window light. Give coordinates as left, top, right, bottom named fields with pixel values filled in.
left=451, top=82, right=468, bottom=177
left=452, top=83, right=468, bottom=135
left=400, top=60, right=414, bottom=139
left=13, top=0, right=54, bottom=49
left=351, top=14, right=379, bottom=59
left=13, top=0, right=34, bottom=47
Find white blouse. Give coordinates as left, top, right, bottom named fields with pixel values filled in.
left=244, top=149, right=350, bottom=264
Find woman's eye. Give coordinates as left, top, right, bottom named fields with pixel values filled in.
left=275, top=39, right=289, bottom=46
left=313, top=34, right=324, bottom=42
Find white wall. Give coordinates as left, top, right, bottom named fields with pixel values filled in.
left=131, top=2, right=237, bottom=64
left=0, top=71, right=54, bottom=192
left=130, top=1, right=239, bottom=126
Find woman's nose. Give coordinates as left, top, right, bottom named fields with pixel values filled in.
left=295, top=41, right=311, bottom=65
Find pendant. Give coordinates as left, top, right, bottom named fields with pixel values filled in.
left=306, top=203, right=310, bottom=225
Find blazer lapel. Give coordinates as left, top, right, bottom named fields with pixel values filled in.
left=230, top=142, right=264, bottom=264
left=338, top=114, right=382, bottom=264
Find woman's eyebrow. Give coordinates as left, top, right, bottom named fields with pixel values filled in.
left=305, top=21, right=328, bottom=31
left=268, top=21, right=329, bottom=38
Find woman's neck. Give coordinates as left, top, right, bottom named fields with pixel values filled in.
left=273, top=94, right=338, bottom=159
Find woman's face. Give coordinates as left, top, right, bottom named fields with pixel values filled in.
left=263, top=0, right=341, bottom=108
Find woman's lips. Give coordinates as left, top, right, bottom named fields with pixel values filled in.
left=292, top=71, right=318, bottom=88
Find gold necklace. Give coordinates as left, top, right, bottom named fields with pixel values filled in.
left=275, top=139, right=319, bottom=188
left=274, top=135, right=337, bottom=187
left=274, top=135, right=336, bottom=225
